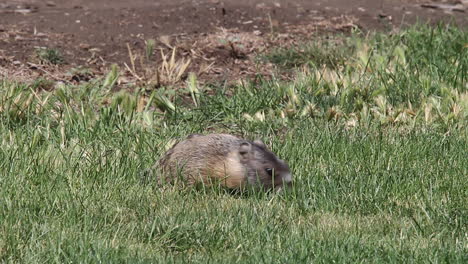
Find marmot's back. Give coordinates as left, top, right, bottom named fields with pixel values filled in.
left=158, top=133, right=292, bottom=189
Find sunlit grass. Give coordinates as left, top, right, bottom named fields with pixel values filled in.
left=0, top=24, right=466, bottom=263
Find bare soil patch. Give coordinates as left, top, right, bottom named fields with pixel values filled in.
left=0, top=0, right=466, bottom=86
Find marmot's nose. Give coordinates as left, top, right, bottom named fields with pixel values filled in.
left=282, top=173, right=292, bottom=185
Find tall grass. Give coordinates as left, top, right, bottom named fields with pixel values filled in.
left=0, top=24, right=466, bottom=263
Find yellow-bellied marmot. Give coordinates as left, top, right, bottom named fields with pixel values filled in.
left=155, top=133, right=292, bottom=190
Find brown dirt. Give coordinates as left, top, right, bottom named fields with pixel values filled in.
left=0, top=0, right=466, bottom=86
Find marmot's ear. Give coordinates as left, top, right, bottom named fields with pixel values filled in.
left=253, top=139, right=266, bottom=148
left=239, top=142, right=252, bottom=159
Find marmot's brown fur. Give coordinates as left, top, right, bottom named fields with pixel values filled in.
left=156, top=133, right=292, bottom=189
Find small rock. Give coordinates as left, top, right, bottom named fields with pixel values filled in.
left=378, top=13, right=389, bottom=18
left=421, top=3, right=466, bottom=12
left=46, top=1, right=56, bottom=7
left=311, top=16, right=325, bottom=21
left=79, top=43, right=91, bottom=50
left=13, top=61, right=21, bottom=65
left=14, top=9, right=33, bottom=14
left=253, top=30, right=262, bottom=36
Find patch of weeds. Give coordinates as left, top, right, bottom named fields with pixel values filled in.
left=102, top=64, right=120, bottom=90
left=126, top=42, right=191, bottom=89
left=263, top=35, right=354, bottom=69
left=251, top=24, right=467, bottom=131
left=145, top=39, right=156, bottom=60
left=67, top=66, right=94, bottom=82
left=31, top=78, right=55, bottom=91
left=35, top=47, right=65, bottom=65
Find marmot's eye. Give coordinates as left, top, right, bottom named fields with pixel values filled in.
left=265, top=168, right=273, bottom=176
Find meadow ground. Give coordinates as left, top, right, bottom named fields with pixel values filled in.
left=1, top=22, right=467, bottom=263
left=1, top=0, right=467, bottom=86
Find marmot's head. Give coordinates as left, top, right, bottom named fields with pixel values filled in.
left=238, top=139, right=292, bottom=189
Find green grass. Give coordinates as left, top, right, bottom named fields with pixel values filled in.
left=35, top=48, right=65, bottom=65
left=1, top=24, right=467, bottom=263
